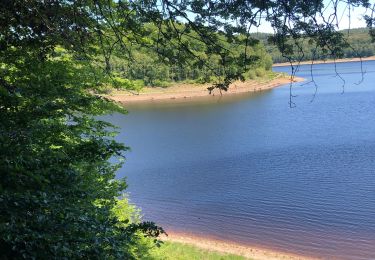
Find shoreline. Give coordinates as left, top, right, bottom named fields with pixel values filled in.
left=107, top=75, right=304, bottom=104
left=162, top=231, right=319, bottom=260
left=273, top=56, right=375, bottom=67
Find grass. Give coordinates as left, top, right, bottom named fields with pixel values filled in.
left=148, top=241, right=247, bottom=260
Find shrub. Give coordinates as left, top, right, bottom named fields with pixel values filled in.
left=255, top=68, right=266, bottom=77
left=114, top=77, right=145, bottom=92
left=152, top=80, right=172, bottom=88
left=246, top=70, right=257, bottom=80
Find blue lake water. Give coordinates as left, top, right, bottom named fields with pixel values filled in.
left=105, top=61, right=375, bottom=259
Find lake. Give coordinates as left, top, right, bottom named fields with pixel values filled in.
left=105, top=61, right=375, bottom=260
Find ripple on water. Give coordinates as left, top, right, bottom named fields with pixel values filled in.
left=108, top=61, right=375, bottom=260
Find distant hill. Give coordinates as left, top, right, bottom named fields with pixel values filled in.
left=251, top=28, right=375, bottom=63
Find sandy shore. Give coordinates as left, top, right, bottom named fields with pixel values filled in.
left=107, top=75, right=304, bottom=103
left=273, top=56, right=375, bottom=67
left=162, top=231, right=320, bottom=260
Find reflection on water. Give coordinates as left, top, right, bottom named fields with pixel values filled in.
left=104, top=61, right=375, bottom=260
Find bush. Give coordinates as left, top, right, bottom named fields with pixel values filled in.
left=152, top=80, right=172, bottom=88
left=245, top=70, right=257, bottom=80
left=264, top=56, right=273, bottom=70
left=113, top=197, right=162, bottom=259
left=114, top=77, right=145, bottom=92
left=255, top=67, right=266, bottom=77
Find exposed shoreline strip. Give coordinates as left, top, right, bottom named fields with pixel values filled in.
left=162, top=231, right=320, bottom=260
left=272, top=56, right=375, bottom=67
left=107, top=75, right=304, bottom=103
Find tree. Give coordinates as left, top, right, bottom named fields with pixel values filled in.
left=0, top=1, right=163, bottom=258
left=1, top=0, right=374, bottom=258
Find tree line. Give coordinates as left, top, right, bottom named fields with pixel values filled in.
left=253, top=28, right=375, bottom=63
left=107, top=23, right=273, bottom=90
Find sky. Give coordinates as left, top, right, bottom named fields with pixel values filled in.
left=250, top=1, right=372, bottom=33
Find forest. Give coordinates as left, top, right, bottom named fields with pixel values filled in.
left=254, top=28, right=375, bottom=63
left=107, top=23, right=273, bottom=91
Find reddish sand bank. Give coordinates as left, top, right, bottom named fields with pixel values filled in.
left=273, top=56, right=375, bottom=67
left=107, top=75, right=304, bottom=103
left=162, top=231, right=320, bottom=260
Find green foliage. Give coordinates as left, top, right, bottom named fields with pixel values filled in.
left=112, top=197, right=162, bottom=259
left=113, top=196, right=142, bottom=225
left=253, top=28, right=375, bottom=63
left=0, top=1, right=163, bottom=258
left=255, top=68, right=266, bottom=78
left=0, top=49, right=165, bottom=259
left=246, top=70, right=257, bottom=80
left=113, top=77, right=145, bottom=93
left=152, top=80, right=172, bottom=88
left=108, top=23, right=274, bottom=88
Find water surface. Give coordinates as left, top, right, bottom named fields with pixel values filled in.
left=106, top=61, right=375, bottom=260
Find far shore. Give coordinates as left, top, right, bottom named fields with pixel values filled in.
left=273, top=56, right=375, bottom=67
left=107, top=75, right=304, bottom=104
left=162, top=231, right=319, bottom=260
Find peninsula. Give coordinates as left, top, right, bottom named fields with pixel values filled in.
left=108, top=75, right=304, bottom=103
